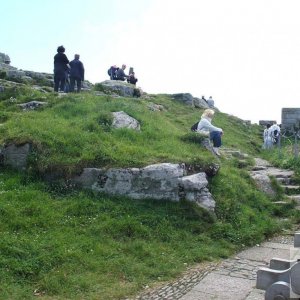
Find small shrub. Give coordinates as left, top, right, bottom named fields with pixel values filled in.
left=97, top=112, right=113, bottom=131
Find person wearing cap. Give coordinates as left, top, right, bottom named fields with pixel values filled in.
left=69, top=54, right=85, bottom=93
left=53, top=45, right=69, bottom=92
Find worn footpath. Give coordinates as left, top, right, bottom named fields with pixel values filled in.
left=129, top=157, right=300, bottom=300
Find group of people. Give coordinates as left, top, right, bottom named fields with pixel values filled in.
left=54, top=46, right=85, bottom=93
left=108, top=64, right=138, bottom=85
left=263, top=123, right=281, bottom=149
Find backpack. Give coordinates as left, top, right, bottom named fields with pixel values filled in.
left=191, top=121, right=199, bottom=132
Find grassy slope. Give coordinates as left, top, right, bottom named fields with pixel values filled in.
left=0, top=84, right=299, bottom=299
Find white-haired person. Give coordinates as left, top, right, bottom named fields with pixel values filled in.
left=197, top=109, right=223, bottom=156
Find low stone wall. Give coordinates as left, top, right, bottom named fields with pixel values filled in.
left=281, top=108, right=300, bottom=131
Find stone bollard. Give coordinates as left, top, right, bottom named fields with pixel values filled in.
left=256, top=232, right=300, bottom=299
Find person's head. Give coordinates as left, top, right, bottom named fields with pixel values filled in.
left=74, top=54, right=80, bottom=60
left=57, top=45, right=65, bottom=53
left=122, top=64, right=126, bottom=70
left=266, top=124, right=271, bottom=129
left=202, top=109, right=215, bottom=119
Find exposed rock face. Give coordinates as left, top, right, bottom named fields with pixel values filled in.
left=171, top=93, right=210, bottom=109
left=147, top=102, right=165, bottom=112
left=19, top=101, right=47, bottom=110
left=97, top=80, right=138, bottom=97
left=73, top=163, right=216, bottom=212
left=1, top=143, right=31, bottom=171
left=112, top=111, right=140, bottom=130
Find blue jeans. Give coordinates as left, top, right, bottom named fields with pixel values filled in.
left=210, top=131, right=222, bottom=147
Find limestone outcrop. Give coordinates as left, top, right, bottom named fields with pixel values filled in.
left=95, top=80, right=140, bottom=97
left=112, top=111, right=140, bottom=130
left=171, top=93, right=212, bottom=109
left=73, top=163, right=216, bottom=212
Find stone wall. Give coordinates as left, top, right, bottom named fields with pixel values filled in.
left=281, top=108, right=300, bottom=131
left=259, top=120, right=276, bottom=127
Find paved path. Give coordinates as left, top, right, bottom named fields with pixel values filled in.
left=131, top=157, right=300, bottom=300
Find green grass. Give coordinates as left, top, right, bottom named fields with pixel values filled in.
left=0, top=83, right=298, bottom=299
left=0, top=167, right=292, bottom=300
left=0, top=88, right=262, bottom=176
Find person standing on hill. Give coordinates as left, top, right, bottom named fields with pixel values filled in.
left=197, top=109, right=223, bottom=156
left=69, top=54, right=85, bottom=93
left=53, top=45, right=69, bottom=92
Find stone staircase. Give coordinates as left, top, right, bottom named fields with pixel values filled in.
left=250, top=158, right=300, bottom=210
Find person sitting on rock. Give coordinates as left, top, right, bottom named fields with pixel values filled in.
left=116, top=64, right=129, bottom=81
left=108, top=65, right=119, bottom=80
left=127, top=72, right=138, bottom=85
left=53, top=45, right=69, bottom=92
left=197, top=109, right=223, bottom=156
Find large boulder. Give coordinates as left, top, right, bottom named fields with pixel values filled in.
left=171, top=93, right=210, bottom=109
left=96, top=80, right=137, bottom=97
left=112, top=111, right=140, bottom=130
left=73, top=163, right=216, bottom=212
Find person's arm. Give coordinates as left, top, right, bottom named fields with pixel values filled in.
left=80, top=62, right=84, bottom=81
left=198, top=118, right=222, bottom=132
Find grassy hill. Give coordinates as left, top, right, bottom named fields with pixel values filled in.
left=0, top=80, right=298, bottom=299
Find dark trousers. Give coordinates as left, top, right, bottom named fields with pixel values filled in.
left=210, top=131, right=222, bottom=147
left=70, top=77, right=82, bottom=93
left=54, top=70, right=67, bottom=92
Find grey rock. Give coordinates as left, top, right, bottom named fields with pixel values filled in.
left=19, top=101, right=47, bottom=110
left=250, top=171, right=276, bottom=196
left=172, top=93, right=194, bottom=106
left=147, top=102, right=165, bottom=112
left=112, top=111, right=140, bottom=130
left=98, top=80, right=136, bottom=97
left=6, top=69, right=26, bottom=79
left=193, top=97, right=210, bottom=109
left=2, top=143, right=31, bottom=171
left=73, top=163, right=215, bottom=212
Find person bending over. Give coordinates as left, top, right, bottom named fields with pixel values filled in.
left=116, top=64, right=129, bottom=81
left=197, top=109, right=223, bottom=156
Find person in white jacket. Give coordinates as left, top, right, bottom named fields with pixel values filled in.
left=197, top=109, right=223, bottom=156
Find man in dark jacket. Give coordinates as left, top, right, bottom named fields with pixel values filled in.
left=116, top=64, right=129, bottom=81
left=54, top=45, right=69, bottom=92
left=69, top=54, right=85, bottom=93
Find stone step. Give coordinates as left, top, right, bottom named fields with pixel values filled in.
left=273, top=201, right=290, bottom=205
left=266, top=168, right=294, bottom=178
left=282, top=185, right=300, bottom=193
left=286, top=195, right=300, bottom=203
left=276, top=177, right=292, bottom=185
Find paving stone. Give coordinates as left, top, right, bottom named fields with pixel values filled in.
left=261, top=241, right=293, bottom=250
left=184, top=273, right=254, bottom=299
left=237, top=246, right=290, bottom=263
left=244, top=288, right=265, bottom=300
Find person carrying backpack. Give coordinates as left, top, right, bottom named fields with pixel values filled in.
left=108, top=65, right=119, bottom=80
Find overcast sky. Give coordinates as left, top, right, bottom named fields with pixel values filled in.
left=2, top=0, right=300, bottom=124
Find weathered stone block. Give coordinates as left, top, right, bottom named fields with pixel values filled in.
left=3, top=143, right=31, bottom=171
